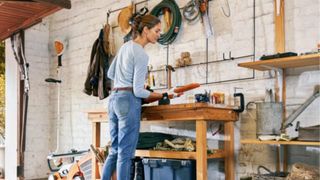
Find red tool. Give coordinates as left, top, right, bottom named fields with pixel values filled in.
left=173, top=83, right=200, bottom=93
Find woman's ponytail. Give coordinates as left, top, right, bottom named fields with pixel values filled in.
left=130, top=14, right=160, bottom=39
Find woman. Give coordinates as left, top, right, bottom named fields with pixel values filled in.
left=102, top=14, right=176, bottom=180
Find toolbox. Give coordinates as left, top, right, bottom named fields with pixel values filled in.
left=142, top=158, right=196, bottom=180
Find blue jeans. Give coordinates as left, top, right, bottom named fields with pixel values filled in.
left=101, top=90, right=141, bottom=180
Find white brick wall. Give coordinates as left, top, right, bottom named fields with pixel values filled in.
left=15, top=0, right=319, bottom=179
left=23, top=21, right=52, bottom=179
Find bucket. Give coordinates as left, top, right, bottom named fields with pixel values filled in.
left=255, top=102, right=282, bottom=136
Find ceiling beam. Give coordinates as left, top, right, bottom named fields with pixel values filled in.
left=0, top=6, right=60, bottom=41
left=0, top=0, right=71, bottom=9
left=34, top=0, right=71, bottom=9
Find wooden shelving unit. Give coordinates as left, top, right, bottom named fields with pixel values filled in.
left=238, top=54, right=319, bottom=71
left=87, top=103, right=239, bottom=180
left=238, top=54, right=320, bottom=147
left=241, top=139, right=320, bottom=146
left=238, top=53, right=320, bottom=172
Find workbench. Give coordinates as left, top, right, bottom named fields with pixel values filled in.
left=87, top=103, right=239, bottom=180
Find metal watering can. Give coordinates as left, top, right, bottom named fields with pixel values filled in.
left=247, top=101, right=283, bottom=136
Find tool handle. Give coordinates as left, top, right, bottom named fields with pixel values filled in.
left=295, top=121, right=300, bottom=131
left=173, top=83, right=200, bottom=93
left=58, top=55, right=62, bottom=67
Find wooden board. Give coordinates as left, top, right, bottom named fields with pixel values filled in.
left=135, top=149, right=225, bottom=159
left=196, top=121, right=208, bottom=179
left=238, top=54, right=320, bottom=71
left=274, top=0, right=285, bottom=53
left=224, top=122, right=235, bottom=180
left=142, top=103, right=238, bottom=121
left=241, top=139, right=320, bottom=146
left=135, top=150, right=196, bottom=159
left=88, top=103, right=239, bottom=122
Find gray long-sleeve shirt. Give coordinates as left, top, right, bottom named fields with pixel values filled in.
left=107, top=40, right=151, bottom=98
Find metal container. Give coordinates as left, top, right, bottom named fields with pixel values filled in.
left=298, top=125, right=320, bottom=141
left=256, top=102, right=282, bottom=136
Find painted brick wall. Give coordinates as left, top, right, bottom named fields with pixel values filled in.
left=19, top=0, right=319, bottom=179
left=23, top=21, right=52, bottom=178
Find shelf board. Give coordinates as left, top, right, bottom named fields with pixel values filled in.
left=241, top=139, right=320, bottom=146
left=135, top=149, right=225, bottom=159
left=238, top=54, right=320, bottom=71
left=135, top=150, right=197, bottom=159
left=207, top=149, right=225, bottom=159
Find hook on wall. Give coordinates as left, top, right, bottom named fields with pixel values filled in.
left=106, top=9, right=111, bottom=23
left=229, top=51, right=234, bottom=60
left=222, top=51, right=234, bottom=61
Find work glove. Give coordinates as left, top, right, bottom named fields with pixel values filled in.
left=159, top=92, right=170, bottom=105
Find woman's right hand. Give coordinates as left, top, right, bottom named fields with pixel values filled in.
left=167, top=88, right=183, bottom=99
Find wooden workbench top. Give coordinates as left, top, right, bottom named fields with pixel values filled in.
left=87, top=103, right=238, bottom=122
left=142, top=103, right=238, bottom=121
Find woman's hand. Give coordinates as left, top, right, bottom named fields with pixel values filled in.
left=167, top=88, right=183, bottom=99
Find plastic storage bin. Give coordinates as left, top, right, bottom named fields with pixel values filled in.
left=142, top=158, right=196, bottom=180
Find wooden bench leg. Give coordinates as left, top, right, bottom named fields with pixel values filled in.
left=224, top=121, right=235, bottom=180
left=196, top=120, right=207, bottom=180
left=92, top=122, right=101, bottom=179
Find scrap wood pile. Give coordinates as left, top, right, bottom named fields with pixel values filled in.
left=154, top=137, right=196, bottom=152
left=90, top=144, right=109, bottom=163
left=287, top=163, right=319, bottom=180
left=153, top=137, right=217, bottom=154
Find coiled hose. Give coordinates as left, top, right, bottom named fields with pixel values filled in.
left=183, top=0, right=200, bottom=22
left=150, top=0, right=182, bottom=45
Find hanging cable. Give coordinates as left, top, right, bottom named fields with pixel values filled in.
left=183, top=0, right=200, bottom=23
left=220, top=0, right=231, bottom=17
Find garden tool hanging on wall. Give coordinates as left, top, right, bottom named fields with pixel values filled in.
left=45, top=38, right=67, bottom=154
left=199, top=0, right=213, bottom=38
left=54, top=39, right=66, bottom=67
left=10, top=31, right=29, bottom=178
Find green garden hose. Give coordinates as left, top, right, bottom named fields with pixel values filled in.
left=151, top=0, right=182, bottom=45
